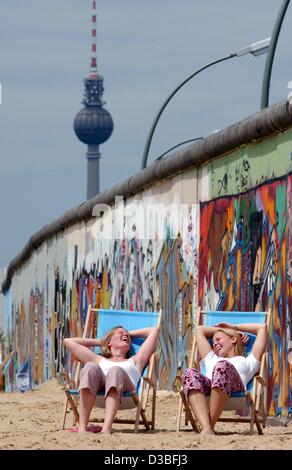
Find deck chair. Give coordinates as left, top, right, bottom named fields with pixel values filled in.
left=62, top=305, right=162, bottom=433
left=177, top=308, right=270, bottom=435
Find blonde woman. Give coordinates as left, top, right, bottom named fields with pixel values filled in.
left=182, top=321, right=267, bottom=434
left=64, top=324, right=159, bottom=434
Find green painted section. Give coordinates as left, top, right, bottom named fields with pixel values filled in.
left=275, top=183, right=287, bottom=241
left=205, top=127, right=292, bottom=200
left=235, top=194, right=253, bottom=249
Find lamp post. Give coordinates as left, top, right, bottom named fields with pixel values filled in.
left=261, top=0, right=290, bottom=109
left=141, top=38, right=271, bottom=170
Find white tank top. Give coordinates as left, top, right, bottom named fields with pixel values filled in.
left=98, top=357, right=141, bottom=388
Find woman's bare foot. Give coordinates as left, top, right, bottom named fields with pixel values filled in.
left=200, top=426, right=214, bottom=435
left=71, top=426, right=86, bottom=433
left=100, top=427, right=112, bottom=434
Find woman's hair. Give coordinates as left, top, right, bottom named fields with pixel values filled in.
left=100, top=325, right=131, bottom=358
left=214, top=327, right=246, bottom=356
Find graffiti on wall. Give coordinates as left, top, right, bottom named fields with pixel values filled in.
left=156, top=236, right=195, bottom=389
left=54, top=234, right=195, bottom=390
left=4, top=287, right=56, bottom=391
left=207, top=128, right=292, bottom=200
left=199, top=174, right=292, bottom=415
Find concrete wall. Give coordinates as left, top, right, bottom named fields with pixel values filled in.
left=0, top=268, right=6, bottom=364
left=3, top=170, right=199, bottom=392
left=0, top=268, right=6, bottom=331
left=2, top=101, right=292, bottom=415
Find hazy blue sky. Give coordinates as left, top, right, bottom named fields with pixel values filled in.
left=0, top=1, right=291, bottom=268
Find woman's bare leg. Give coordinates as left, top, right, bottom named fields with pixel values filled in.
left=79, top=388, right=97, bottom=432
left=102, top=388, right=120, bottom=434
left=102, top=367, right=134, bottom=434
left=77, top=362, right=105, bottom=432
left=188, top=391, right=214, bottom=434
left=209, top=387, right=228, bottom=431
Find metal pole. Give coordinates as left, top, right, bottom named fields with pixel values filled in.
left=141, top=54, right=236, bottom=169
left=155, top=137, right=204, bottom=161
left=260, top=0, right=290, bottom=109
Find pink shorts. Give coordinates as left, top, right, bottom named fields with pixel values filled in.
left=182, top=360, right=245, bottom=399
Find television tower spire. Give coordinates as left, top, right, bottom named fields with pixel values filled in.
left=90, top=0, right=98, bottom=78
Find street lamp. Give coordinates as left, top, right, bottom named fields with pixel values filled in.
left=261, top=0, right=290, bottom=109
left=141, top=37, right=271, bottom=170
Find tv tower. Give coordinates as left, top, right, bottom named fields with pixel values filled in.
left=74, top=1, right=114, bottom=199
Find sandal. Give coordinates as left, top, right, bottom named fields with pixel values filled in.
left=86, top=424, right=102, bottom=433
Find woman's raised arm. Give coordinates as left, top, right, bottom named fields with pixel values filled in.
left=232, top=323, right=267, bottom=361
left=64, top=337, right=101, bottom=347
left=196, top=325, right=219, bottom=359
left=63, top=337, right=102, bottom=364
left=130, top=327, right=160, bottom=372
left=215, top=322, right=267, bottom=361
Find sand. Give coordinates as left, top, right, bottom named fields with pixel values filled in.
left=0, top=378, right=291, bottom=451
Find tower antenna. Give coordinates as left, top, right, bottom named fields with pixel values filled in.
left=90, top=1, right=98, bottom=78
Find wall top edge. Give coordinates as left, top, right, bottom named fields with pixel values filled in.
left=2, top=99, right=292, bottom=293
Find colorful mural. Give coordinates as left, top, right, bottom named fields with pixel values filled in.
left=199, top=174, right=292, bottom=415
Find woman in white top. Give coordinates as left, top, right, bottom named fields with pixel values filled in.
left=64, top=324, right=159, bottom=434
left=182, top=321, right=267, bottom=435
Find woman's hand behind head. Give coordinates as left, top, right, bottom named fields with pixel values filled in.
left=238, top=331, right=249, bottom=346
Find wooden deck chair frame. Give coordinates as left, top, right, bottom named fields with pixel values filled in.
left=62, top=305, right=162, bottom=433
left=177, top=307, right=271, bottom=435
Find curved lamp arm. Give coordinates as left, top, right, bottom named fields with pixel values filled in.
left=141, top=54, right=236, bottom=169
left=261, top=0, right=290, bottom=109
left=155, top=137, right=204, bottom=161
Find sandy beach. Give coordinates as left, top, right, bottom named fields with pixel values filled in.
left=0, top=378, right=291, bottom=451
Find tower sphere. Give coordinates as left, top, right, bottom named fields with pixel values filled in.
left=74, top=106, right=114, bottom=145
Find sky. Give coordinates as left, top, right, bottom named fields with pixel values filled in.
left=0, top=0, right=291, bottom=269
